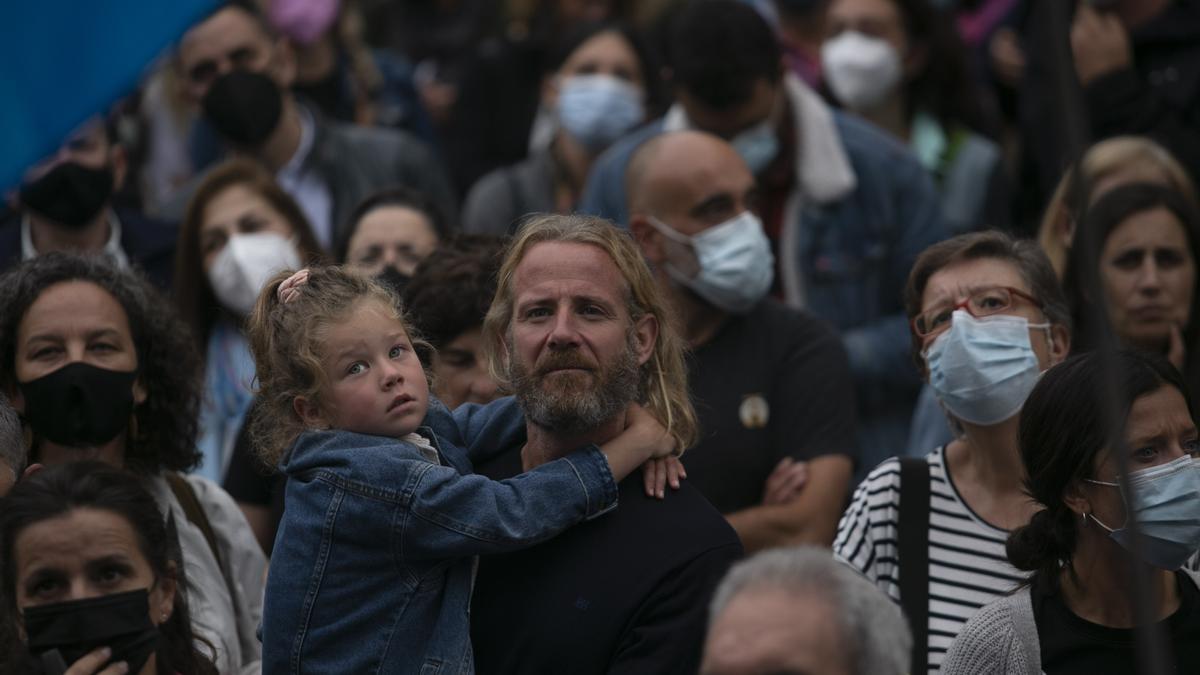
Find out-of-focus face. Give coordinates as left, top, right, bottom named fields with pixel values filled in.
left=825, top=0, right=908, bottom=58
left=701, top=588, right=850, bottom=675
left=14, top=507, right=175, bottom=623
left=432, top=327, right=499, bottom=410
left=20, top=122, right=113, bottom=185
left=312, top=300, right=430, bottom=438
left=13, top=282, right=143, bottom=403
left=199, top=184, right=298, bottom=272
left=177, top=7, right=287, bottom=103
left=1100, top=207, right=1195, bottom=351
left=546, top=30, right=646, bottom=105
left=345, top=206, right=440, bottom=278
left=919, top=258, right=1063, bottom=372
left=1082, top=385, right=1198, bottom=533
left=675, top=79, right=780, bottom=142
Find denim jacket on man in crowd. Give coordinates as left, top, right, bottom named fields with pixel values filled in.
left=262, top=397, right=618, bottom=674
left=579, top=73, right=948, bottom=474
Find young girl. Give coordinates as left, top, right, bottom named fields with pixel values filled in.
left=248, top=266, right=677, bottom=674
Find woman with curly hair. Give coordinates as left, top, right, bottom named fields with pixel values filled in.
left=0, top=253, right=266, bottom=675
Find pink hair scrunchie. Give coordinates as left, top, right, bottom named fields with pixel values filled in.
left=277, top=269, right=311, bottom=305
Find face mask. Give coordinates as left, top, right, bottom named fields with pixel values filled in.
left=24, top=589, right=160, bottom=675
left=925, top=311, right=1049, bottom=426
left=20, top=162, right=114, bottom=229
left=18, top=362, right=138, bottom=447
left=202, top=70, right=284, bottom=147
left=1086, top=456, right=1200, bottom=570
left=729, top=119, right=779, bottom=174
left=556, top=74, right=645, bottom=152
left=268, top=0, right=341, bottom=45
left=208, top=231, right=303, bottom=316
left=374, top=265, right=411, bottom=296
left=821, top=30, right=902, bottom=111
left=648, top=212, right=775, bottom=313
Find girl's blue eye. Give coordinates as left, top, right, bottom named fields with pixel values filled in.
left=347, top=362, right=366, bottom=375
left=389, top=345, right=407, bottom=358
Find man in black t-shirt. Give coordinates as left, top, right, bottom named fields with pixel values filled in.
left=443, top=213, right=742, bottom=674
left=627, top=131, right=858, bottom=552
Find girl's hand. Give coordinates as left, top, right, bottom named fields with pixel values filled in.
left=621, top=403, right=676, bottom=460
left=65, top=647, right=129, bottom=675
left=643, top=456, right=687, bottom=499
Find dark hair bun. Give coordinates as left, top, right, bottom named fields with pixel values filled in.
left=1007, top=508, right=1075, bottom=573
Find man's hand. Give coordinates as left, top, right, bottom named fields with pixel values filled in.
left=1072, top=4, right=1133, bottom=86
left=762, top=457, right=808, bottom=505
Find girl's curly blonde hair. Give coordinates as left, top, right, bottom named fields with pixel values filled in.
left=245, top=265, right=432, bottom=465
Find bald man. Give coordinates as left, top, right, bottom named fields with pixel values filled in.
left=628, top=131, right=857, bottom=552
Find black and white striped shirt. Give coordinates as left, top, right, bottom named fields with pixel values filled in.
left=833, top=446, right=1027, bottom=673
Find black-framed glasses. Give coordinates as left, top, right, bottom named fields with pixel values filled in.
left=912, top=286, right=1043, bottom=338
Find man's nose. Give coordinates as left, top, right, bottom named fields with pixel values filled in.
left=547, top=312, right=581, bottom=348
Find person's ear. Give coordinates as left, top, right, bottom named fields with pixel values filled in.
left=1048, top=324, right=1071, bottom=365
left=132, top=376, right=148, bottom=406
left=632, top=314, right=659, bottom=366
left=151, top=561, right=178, bottom=626
left=109, top=143, right=129, bottom=193
left=1063, top=479, right=1092, bottom=523
left=293, top=396, right=327, bottom=428
left=1060, top=212, right=1076, bottom=249
left=272, top=38, right=298, bottom=89
left=629, top=215, right=666, bottom=266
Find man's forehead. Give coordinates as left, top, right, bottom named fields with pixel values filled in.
left=645, top=137, right=751, bottom=208
left=513, top=242, right=628, bottom=301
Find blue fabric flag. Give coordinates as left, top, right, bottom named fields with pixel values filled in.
left=0, top=0, right=217, bottom=191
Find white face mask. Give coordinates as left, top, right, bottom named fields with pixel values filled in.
left=821, top=30, right=903, bottom=111
left=648, top=212, right=775, bottom=313
left=207, top=231, right=302, bottom=316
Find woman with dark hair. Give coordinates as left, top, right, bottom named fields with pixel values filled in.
left=1063, top=182, right=1200, bottom=391
left=175, top=159, right=326, bottom=483
left=335, top=186, right=447, bottom=285
left=822, top=0, right=1006, bottom=234
left=0, top=254, right=266, bottom=674
left=461, top=21, right=655, bottom=235
left=942, top=350, right=1200, bottom=674
left=835, top=230, right=1071, bottom=675
left=2, top=462, right=218, bottom=675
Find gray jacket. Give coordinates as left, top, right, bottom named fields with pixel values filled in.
left=460, top=148, right=555, bottom=236
left=940, top=569, right=1200, bottom=675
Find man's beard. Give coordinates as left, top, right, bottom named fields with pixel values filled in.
left=508, top=333, right=642, bottom=435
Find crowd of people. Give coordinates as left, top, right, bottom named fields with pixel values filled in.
left=2, top=0, right=1200, bottom=673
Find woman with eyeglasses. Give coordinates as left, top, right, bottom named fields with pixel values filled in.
left=834, top=230, right=1072, bottom=675
left=941, top=349, right=1200, bottom=675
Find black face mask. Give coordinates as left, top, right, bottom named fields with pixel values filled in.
left=19, top=162, right=114, bottom=229
left=202, top=69, right=284, bottom=147
left=24, top=589, right=160, bottom=675
left=18, top=362, right=138, bottom=447
left=375, top=265, right=412, bottom=296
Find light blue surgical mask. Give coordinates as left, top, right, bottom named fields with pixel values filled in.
left=647, top=212, right=774, bottom=313
left=556, top=74, right=645, bottom=151
left=1086, top=455, right=1200, bottom=570
left=924, top=310, right=1050, bottom=426
left=730, top=119, right=779, bottom=174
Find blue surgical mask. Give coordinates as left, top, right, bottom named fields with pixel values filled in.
left=647, top=212, right=774, bottom=313
left=924, top=311, right=1050, bottom=426
left=730, top=119, right=779, bottom=174
left=556, top=74, right=645, bottom=151
left=1086, top=455, right=1200, bottom=570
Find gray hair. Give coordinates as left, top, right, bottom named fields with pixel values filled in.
left=709, top=546, right=911, bottom=675
left=0, top=393, right=23, bottom=479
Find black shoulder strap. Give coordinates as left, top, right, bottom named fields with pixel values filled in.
left=899, top=456, right=932, bottom=675
left=165, top=472, right=224, bottom=571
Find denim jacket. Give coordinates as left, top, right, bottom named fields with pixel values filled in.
left=578, top=73, right=947, bottom=462
left=262, top=397, right=618, bottom=674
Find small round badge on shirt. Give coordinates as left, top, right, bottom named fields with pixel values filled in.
left=739, top=394, right=769, bottom=429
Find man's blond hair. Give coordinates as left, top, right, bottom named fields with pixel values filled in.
left=483, top=214, right=698, bottom=451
